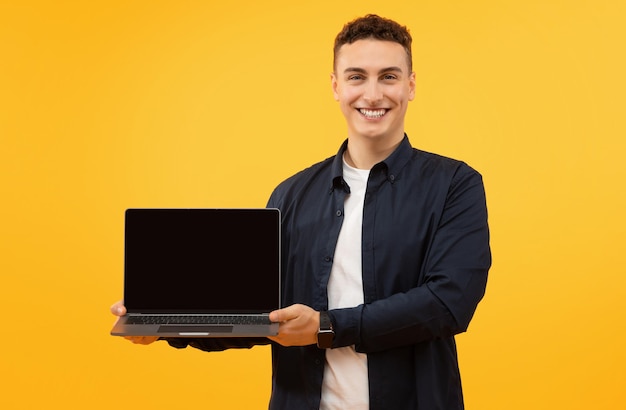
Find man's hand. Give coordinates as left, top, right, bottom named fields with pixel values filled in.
left=110, top=301, right=159, bottom=345
left=267, top=304, right=320, bottom=347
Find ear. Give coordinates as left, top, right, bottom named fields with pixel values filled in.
left=408, top=71, right=416, bottom=101
left=330, top=72, right=340, bottom=101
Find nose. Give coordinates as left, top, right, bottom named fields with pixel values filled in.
left=363, top=80, right=383, bottom=105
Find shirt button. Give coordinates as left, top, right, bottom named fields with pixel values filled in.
left=324, top=256, right=332, bottom=262
left=389, top=174, right=395, bottom=181
left=336, top=210, right=342, bottom=217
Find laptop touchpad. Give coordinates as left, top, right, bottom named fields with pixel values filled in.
left=157, top=325, right=234, bottom=333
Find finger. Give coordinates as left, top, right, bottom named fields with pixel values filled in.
left=269, top=304, right=299, bottom=323
left=124, top=336, right=158, bottom=345
left=110, top=301, right=126, bottom=316
left=269, top=310, right=281, bottom=323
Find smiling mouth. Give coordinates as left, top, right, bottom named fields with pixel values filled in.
left=359, top=108, right=387, bottom=119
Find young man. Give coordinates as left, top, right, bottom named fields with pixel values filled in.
left=112, top=14, right=491, bottom=409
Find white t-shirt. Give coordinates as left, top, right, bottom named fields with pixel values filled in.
left=320, top=156, right=370, bottom=410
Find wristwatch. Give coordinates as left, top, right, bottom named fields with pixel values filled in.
left=317, top=311, right=334, bottom=349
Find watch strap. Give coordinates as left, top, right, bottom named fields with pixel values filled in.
left=317, top=311, right=334, bottom=349
left=319, top=311, right=332, bottom=331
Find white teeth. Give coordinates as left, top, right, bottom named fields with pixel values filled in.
left=359, top=109, right=386, bottom=118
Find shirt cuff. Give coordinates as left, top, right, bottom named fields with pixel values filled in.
left=327, top=306, right=362, bottom=348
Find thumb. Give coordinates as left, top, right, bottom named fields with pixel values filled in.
left=110, top=301, right=126, bottom=316
left=269, top=309, right=283, bottom=323
left=269, top=304, right=299, bottom=323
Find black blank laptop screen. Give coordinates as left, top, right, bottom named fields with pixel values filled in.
left=124, top=208, right=280, bottom=313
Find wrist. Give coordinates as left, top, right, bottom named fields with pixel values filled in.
left=317, top=311, right=334, bottom=349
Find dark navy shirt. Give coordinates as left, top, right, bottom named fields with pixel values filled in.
left=168, top=135, right=491, bottom=410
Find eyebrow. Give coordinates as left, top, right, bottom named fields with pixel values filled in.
left=343, top=66, right=404, bottom=75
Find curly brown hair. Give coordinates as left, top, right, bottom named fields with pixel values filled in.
left=333, top=14, right=413, bottom=72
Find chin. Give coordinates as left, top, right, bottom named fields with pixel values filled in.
left=354, top=125, right=395, bottom=140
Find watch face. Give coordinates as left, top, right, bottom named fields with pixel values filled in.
left=317, top=330, right=334, bottom=349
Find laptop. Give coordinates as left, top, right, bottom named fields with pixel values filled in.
left=111, top=208, right=281, bottom=338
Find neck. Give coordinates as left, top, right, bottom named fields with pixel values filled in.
left=344, top=134, right=404, bottom=170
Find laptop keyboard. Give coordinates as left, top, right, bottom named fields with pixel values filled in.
left=127, top=315, right=272, bottom=325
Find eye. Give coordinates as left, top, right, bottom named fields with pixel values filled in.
left=348, top=74, right=364, bottom=81
left=382, top=74, right=398, bottom=81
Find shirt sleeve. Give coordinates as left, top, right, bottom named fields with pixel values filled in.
left=329, top=165, right=491, bottom=353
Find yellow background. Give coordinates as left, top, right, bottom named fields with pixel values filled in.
left=1, top=0, right=624, bottom=408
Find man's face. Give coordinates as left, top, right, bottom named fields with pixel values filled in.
left=332, top=39, right=415, bottom=144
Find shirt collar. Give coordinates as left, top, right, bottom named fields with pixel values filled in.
left=331, top=134, right=414, bottom=192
